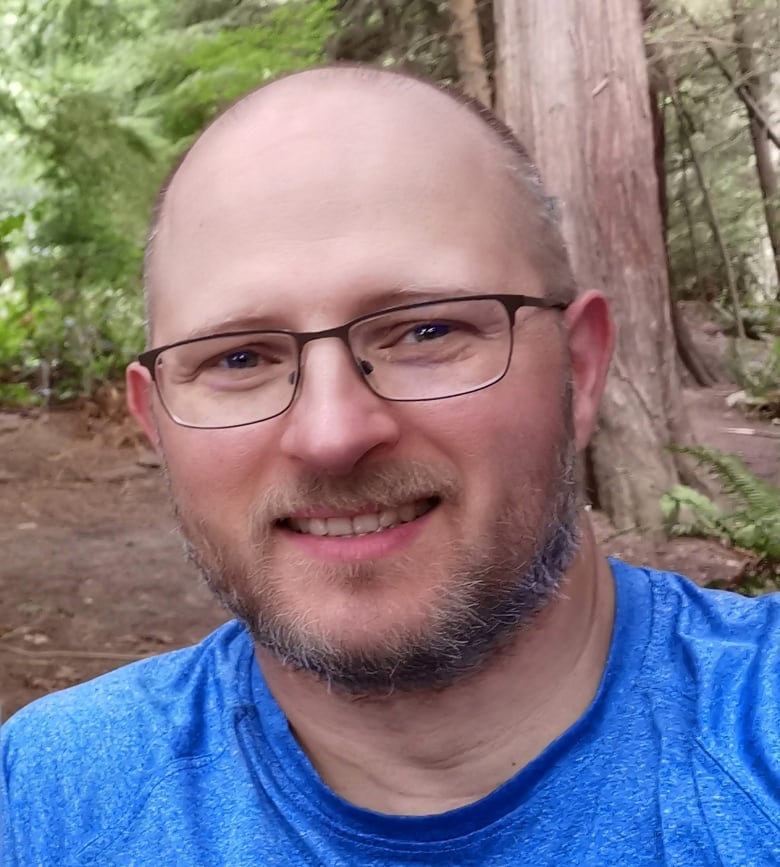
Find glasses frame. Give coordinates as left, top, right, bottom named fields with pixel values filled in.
left=138, top=293, right=569, bottom=429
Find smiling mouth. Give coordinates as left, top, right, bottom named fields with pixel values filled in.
left=279, top=497, right=438, bottom=538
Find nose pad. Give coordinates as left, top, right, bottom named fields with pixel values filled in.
left=288, top=370, right=297, bottom=386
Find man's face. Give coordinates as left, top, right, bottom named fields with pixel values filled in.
left=131, top=80, right=584, bottom=692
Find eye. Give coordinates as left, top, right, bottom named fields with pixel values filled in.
left=219, top=349, right=260, bottom=369
left=406, top=322, right=454, bottom=342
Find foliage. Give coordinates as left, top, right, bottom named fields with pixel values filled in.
left=648, top=1, right=780, bottom=313
left=134, top=2, right=335, bottom=145
left=328, top=0, right=459, bottom=80
left=0, top=0, right=335, bottom=403
left=0, top=0, right=778, bottom=408
left=725, top=334, right=780, bottom=418
left=661, top=444, right=780, bottom=593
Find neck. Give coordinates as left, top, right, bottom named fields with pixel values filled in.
left=256, top=516, right=615, bottom=816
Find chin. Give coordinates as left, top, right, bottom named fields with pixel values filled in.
left=221, top=523, right=574, bottom=695
left=179, top=435, right=580, bottom=694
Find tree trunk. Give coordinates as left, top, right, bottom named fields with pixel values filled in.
left=654, top=102, right=717, bottom=389
left=644, top=14, right=717, bottom=388
left=448, top=0, right=492, bottom=107
left=677, top=121, right=704, bottom=294
left=643, top=1, right=667, bottom=233
left=673, top=122, right=720, bottom=388
left=493, top=0, right=698, bottom=533
left=0, top=250, right=11, bottom=282
left=732, top=1, right=780, bottom=298
left=670, top=82, right=746, bottom=341
left=670, top=294, right=720, bottom=387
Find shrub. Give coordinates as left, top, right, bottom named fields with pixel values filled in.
left=661, top=445, right=780, bottom=595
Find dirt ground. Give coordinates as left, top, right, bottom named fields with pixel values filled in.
left=1, top=380, right=778, bottom=720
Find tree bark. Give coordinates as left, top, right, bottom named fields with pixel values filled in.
left=0, top=251, right=11, bottom=282
left=673, top=121, right=720, bottom=387
left=732, top=1, right=780, bottom=298
left=658, top=97, right=718, bottom=389
left=644, top=15, right=717, bottom=389
left=493, top=0, right=699, bottom=533
left=669, top=82, right=746, bottom=341
left=677, top=121, right=704, bottom=295
left=448, top=0, right=492, bottom=107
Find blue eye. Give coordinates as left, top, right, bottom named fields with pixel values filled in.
left=221, top=350, right=259, bottom=369
left=412, top=322, right=452, bottom=342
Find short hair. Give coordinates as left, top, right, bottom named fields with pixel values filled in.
left=143, top=64, right=576, bottom=334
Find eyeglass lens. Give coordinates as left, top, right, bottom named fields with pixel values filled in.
left=152, top=297, right=513, bottom=429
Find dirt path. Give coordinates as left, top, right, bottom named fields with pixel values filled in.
left=0, top=388, right=777, bottom=718
left=0, top=411, right=226, bottom=719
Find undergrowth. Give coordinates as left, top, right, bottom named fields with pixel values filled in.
left=662, top=445, right=780, bottom=595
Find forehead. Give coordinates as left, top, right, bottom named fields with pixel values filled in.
left=149, top=75, right=539, bottom=344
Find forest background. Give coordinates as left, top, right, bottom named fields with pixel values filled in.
left=0, top=0, right=778, bottom=582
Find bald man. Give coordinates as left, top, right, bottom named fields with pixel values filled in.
left=3, top=66, right=780, bottom=865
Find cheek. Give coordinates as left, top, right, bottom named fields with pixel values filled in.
left=417, top=406, right=539, bottom=482
left=159, top=423, right=271, bottom=519
left=418, top=358, right=568, bottom=500
left=429, top=353, right=566, bottom=451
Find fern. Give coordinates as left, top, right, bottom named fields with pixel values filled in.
left=661, top=446, right=780, bottom=591
left=674, top=445, right=779, bottom=516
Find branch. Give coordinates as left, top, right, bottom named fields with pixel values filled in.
left=686, top=12, right=780, bottom=151
left=0, top=644, right=150, bottom=663
left=723, top=427, right=780, bottom=440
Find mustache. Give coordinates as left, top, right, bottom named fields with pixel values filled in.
left=249, top=461, right=462, bottom=524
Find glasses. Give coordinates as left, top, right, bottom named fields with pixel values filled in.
left=138, top=294, right=568, bottom=429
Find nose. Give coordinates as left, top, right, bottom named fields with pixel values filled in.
left=278, top=340, right=401, bottom=475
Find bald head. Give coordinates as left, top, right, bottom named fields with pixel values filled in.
left=144, top=65, right=575, bottom=341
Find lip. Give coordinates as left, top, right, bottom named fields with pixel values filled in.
left=276, top=507, right=434, bottom=562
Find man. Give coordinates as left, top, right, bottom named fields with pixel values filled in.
left=3, top=64, right=780, bottom=865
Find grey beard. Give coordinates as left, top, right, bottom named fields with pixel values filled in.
left=179, top=438, right=580, bottom=697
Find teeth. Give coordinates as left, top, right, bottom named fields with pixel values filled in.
left=286, top=499, right=432, bottom=537
left=325, top=517, right=353, bottom=537
left=309, top=518, right=328, bottom=536
left=352, top=513, right=380, bottom=534
left=398, top=502, right=417, bottom=522
left=378, top=509, right=398, bottom=528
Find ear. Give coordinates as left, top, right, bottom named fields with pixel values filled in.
left=563, top=290, right=613, bottom=452
left=126, top=361, right=162, bottom=453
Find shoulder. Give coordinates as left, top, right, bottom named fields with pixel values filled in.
left=1, top=620, right=253, bottom=860
left=613, top=561, right=780, bottom=825
left=611, top=558, right=780, bottom=641
left=613, top=559, right=780, bottom=687
left=609, top=558, right=780, bottom=716
left=2, top=619, right=251, bottom=750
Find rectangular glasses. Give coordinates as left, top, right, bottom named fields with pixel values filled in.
left=138, top=294, right=567, bottom=429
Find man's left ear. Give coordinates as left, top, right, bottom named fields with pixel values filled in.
left=563, top=290, right=614, bottom=452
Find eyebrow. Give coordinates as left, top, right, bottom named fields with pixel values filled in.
left=183, top=314, right=282, bottom=342
left=180, top=284, right=487, bottom=342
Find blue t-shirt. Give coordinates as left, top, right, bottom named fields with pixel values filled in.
left=3, top=560, right=780, bottom=865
